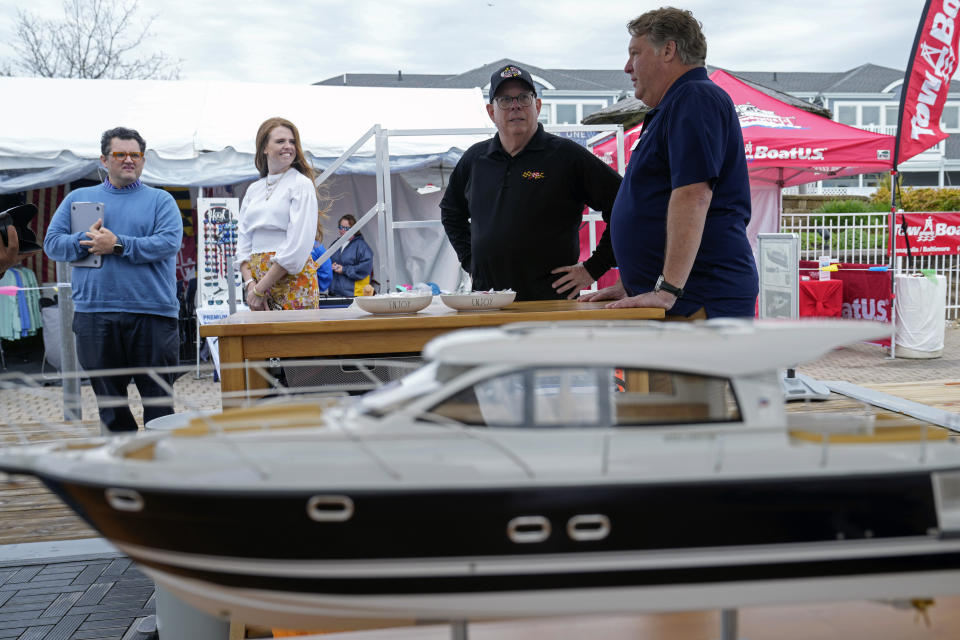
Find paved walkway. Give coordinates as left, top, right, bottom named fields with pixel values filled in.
left=797, top=323, right=960, bottom=384
left=0, top=549, right=155, bottom=640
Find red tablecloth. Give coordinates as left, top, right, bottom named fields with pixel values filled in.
left=799, top=279, right=843, bottom=318
left=799, top=261, right=892, bottom=322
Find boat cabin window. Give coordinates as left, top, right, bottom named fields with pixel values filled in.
left=426, top=372, right=526, bottom=426
left=423, top=366, right=740, bottom=427
left=611, top=368, right=740, bottom=425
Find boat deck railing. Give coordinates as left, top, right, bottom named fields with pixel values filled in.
left=0, top=361, right=948, bottom=479
left=0, top=359, right=416, bottom=443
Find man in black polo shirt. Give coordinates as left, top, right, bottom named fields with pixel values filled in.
left=440, top=63, right=622, bottom=301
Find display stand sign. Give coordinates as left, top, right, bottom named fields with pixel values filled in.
left=196, top=197, right=243, bottom=309
left=196, top=197, right=245, bottom=378
left=760, top=233, right=830, bottom=401
left=757, top=233, right=799, bottom=319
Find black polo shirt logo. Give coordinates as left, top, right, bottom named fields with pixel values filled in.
left=521, top=170, right=545, bottom=180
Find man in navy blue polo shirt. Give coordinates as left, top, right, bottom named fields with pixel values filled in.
left=441, top=64, right=622, bottom=301
left=582, top=8, right=758, bottom=318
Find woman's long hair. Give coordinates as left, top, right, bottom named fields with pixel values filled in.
left=254, top=117, right=316, bottom=183
left=255, top=116, right=338, bottom=226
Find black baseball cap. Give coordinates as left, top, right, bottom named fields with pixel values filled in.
left=489, top=64, right=536, bottom=103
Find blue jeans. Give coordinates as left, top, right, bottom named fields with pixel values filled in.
left=73, top=312, right=179, bottom=432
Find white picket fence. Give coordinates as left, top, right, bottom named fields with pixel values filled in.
left=780, top=212, right=959, bottom=320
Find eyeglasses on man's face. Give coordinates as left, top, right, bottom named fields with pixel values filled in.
left=110, top=151, right=144, bottom=160
left=493, top=93, right=535, bottom=109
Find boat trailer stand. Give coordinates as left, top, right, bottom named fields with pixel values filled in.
left=444, top=609, right=742, bottom=640
left=719, top=608, right=740, bottom=640
left=157, top=604, right=742, bottom=639
left=451, top=619, right=468, bottom=640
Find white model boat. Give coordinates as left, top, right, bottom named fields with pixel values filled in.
left=1, top=319, right=959, bottom=630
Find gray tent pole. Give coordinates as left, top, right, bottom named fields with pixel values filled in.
left=55, top=261, right=82, bottom=423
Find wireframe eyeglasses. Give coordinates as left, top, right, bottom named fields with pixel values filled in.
left=494, top=93, right=535, bottom=109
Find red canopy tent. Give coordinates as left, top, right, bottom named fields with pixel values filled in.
left=589, top=69, right=896, bottom=251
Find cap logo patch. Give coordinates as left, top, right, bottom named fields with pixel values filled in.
left=500, top=66, right=522, bottom=78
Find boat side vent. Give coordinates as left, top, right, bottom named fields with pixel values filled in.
left=105, top=488, right=144, bottom=513
left=306, top=495, right=355, bottom=522
left=507, top=516, right=551, bottom=543
left=567, top=514, right=611, bottom=541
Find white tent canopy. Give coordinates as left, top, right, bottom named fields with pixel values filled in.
left=0, top=77, right=493, bottom=192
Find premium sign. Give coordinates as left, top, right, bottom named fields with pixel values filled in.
left=895, top=0, right=960, bottom=164
left=892, top=212, right=960, bottom=256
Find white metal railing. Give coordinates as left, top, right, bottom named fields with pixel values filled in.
left=859, top=124, right=945, bottom=156
left=857, top=124, right=946, bottom=157
left=781, top=186, right=878, bottom=197
left=859, top=124, right=897, bottom=135
left=780, top=212, right=959, bottom=319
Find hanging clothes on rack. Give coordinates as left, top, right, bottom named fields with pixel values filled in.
left=0, top=266, right=42, bottom=340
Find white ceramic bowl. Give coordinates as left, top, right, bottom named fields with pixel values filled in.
left=440, top=291, right=517, bottom=311
left=353, top=294, right=433, bottom=315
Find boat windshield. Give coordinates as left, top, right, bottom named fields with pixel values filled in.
left=358, top=362, right=471, bottom=417
left=423, top=366, right=742, bottom=428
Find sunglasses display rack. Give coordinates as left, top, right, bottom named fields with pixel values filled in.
left=196, top=197, right=243, bottom=310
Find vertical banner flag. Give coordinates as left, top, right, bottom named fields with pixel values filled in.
left=894, top=0, right=960, bottom=166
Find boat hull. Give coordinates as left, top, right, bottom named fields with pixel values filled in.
left=32, top=468, right=960, bottom=624
left=43, top=470, right=943, bottom=560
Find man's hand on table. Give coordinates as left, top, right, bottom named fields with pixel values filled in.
left=579, top=279, right=625, bottom=303
left=551, top=263, right=594, bottom=299
left=579, top=280, right=676, bottom=311
left=605, top=289, right=675, bottom=311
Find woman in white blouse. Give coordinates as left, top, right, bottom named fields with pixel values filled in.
left=237, top=117, right=321, bottom=311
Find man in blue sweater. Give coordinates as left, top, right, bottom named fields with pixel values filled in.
left=44, top=127, right=183, bottom=432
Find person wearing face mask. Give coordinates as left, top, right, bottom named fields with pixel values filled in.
left=43, top=126, right=183, bottom=432
left=328, top=214, right=374, bottom=297
left=440, top=63, right=622, bottom=301
left=237, top=117, right=322, bottom=311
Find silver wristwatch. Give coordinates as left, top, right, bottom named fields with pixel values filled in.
left=654, top=274, right=684, bottom=298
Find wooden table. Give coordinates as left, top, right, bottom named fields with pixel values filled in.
left=200, top=300, right=664, bottom=401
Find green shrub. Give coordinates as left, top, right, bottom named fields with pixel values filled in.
left=812, top=199, right=885, bottom=214
left=871, top=175, right=960, bottom=211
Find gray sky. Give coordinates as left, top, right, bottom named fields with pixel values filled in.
left=0, top=0, right=928, bottom=85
